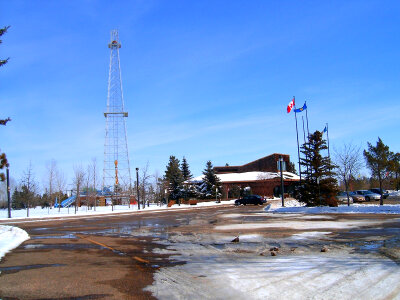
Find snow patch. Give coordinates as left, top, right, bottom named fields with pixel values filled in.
left=270, top=204, right=400, bottom=214
left=0, top=225, right=30, bottom=260
left=215, top=219, right=393, bottom=231
left=291, top=231, right=332, bottom=239
left=0, top=200, right=236, bottom=221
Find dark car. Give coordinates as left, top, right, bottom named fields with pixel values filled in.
left=235, top=195, right=264, bottom=206
left=369, top=188, right=389, bottom=199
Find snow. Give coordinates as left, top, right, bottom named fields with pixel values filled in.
left=146, top=254, right=400, bottom=300
left=0, top=225, right=29, bottom=260
left=190, top=171, right=299, bottom=183
left=146, top=227, right=400, bottom=300
left=0, top=200, right=236, bottom=221
left=215, top=218, right=395, bottom=231
left=388, top=190, right=400, bottom=197
left=268, top=203, right=400, bottom=214
left=144, top=200, right=400, bottom=299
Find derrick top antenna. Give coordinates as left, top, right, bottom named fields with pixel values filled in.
left=108, top=29, right=121, bottom=49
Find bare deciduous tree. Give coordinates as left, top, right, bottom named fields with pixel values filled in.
left=55, top=168, right=66, bottom=211
left=85, top=164, right=91, bottom=210
left=153, top=170, right=166, bottom=206
left=333, top=143, right=364, bottom=206
left=22, top=161, right=37, bottom=217
left=90, top=158, right=98, bottom=210
left=45, top=159, right=57, bottom=206
left=73, top=165, right=85, bottom=213
left=140, top=162, right=152, bottom=208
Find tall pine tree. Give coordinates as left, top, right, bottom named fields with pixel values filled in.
left=364, top=137, right=393, bottom=205
left=181, top=157, right=192, bottom=181
left=299, top=130, right=338, bottom=206
left=200, top=161, right=222, bottom=199
left=164, top=156, right=183, bottom=200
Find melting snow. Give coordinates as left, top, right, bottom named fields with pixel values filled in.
left=0, top=225, right=30, bottom=260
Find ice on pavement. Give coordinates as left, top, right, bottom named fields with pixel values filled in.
left=215, top=218, right=396, bottom=231
left=270, top=204, right=400, bottom=214
left=146, top=227, right=400, bottom=300
left=145, top=202, right=400, bottom=299
left=146, top=253, right=400, bottom=300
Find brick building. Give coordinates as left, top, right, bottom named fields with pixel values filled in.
left=192, top=154, right=299, bottom=198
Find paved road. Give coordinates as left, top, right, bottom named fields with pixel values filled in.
left=0, top=205, right=399, bottom=299
left=0, top=205, right=240, bottom=299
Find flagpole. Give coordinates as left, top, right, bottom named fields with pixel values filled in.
left=294, top=97, right=301, bottom=185
left=302, top=116, right=308, bottom=175
left=326, top=122, right=330, bottom=159
left=305, top=101, right=310, bottom=138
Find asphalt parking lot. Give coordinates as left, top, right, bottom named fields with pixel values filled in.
left=0, top=204, right=399, bottom=299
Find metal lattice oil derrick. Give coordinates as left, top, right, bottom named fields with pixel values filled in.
left=103, top=30, right=132, bottom=198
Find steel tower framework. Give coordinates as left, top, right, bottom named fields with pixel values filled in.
left=103, top=30, right=132, bottom=192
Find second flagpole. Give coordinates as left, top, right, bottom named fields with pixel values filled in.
left=294, top=96, right=301, bottom=185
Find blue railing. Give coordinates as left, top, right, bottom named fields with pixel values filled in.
left=54, top=195, right=76, bottom=208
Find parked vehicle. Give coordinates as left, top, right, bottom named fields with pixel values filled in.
left=336, top=192, right=353, bottom=204
left=353, top=190, right=381, bottom=201
left=349, top=192, right=366, bottom=203
left=235, top=195, right=264, bottom=206
left=369, top=188, right=389, bottom=199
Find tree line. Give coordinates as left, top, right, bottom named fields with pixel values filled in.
left=299, top=131, right=399, bottom=206
left=163, top=156, right=222, bottom=203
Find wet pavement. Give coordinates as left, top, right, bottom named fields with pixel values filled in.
left=0, top=205, right=399, bottom=299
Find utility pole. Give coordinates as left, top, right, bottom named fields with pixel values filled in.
left=136, top=168, right=140, bottom=210
left=6, top=165, right=11, bottom=218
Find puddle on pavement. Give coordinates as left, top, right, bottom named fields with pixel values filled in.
left=24, top=243, right=104, bottom=250
left=336, top=226, right=400, bottom=254
left=31, top=233, right=77, bottom=239
left=0, top=263, right=65, bottom=275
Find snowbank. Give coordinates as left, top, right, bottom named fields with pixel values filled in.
left=0, top=200, right=236, bottom=221
left=0, top=225, right=29, bottom=260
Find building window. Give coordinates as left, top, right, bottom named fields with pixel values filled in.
left=277, top=161, right=286, bottom=171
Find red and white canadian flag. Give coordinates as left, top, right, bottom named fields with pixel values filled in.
left=287, top=98, right=295, bottom=113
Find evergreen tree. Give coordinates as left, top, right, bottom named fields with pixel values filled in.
left=287, top=161, right=297, bottom=174
left=0, top=26, right=10, bottom=67
left=364, top=137, right=393, bottom=205
left=200, top=161, right=222, bottom=199
left=181, top=157, right=192, bottom=181
left=299, top=130, right=338, bottom=206
left=164, top=156, right=183, bottom=200
left=11, top=185, right=38, bottom=210
left=391, top=152, right=400, bottom=191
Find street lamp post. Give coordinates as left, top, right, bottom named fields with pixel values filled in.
left=6, top=165, right=11, bottom=218
left=136, top=168, right=140, bottom=210
left=279, top=157, right=285, bottom=207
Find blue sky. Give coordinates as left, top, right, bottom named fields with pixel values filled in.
left=1, top=0, right=400, bottom=189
